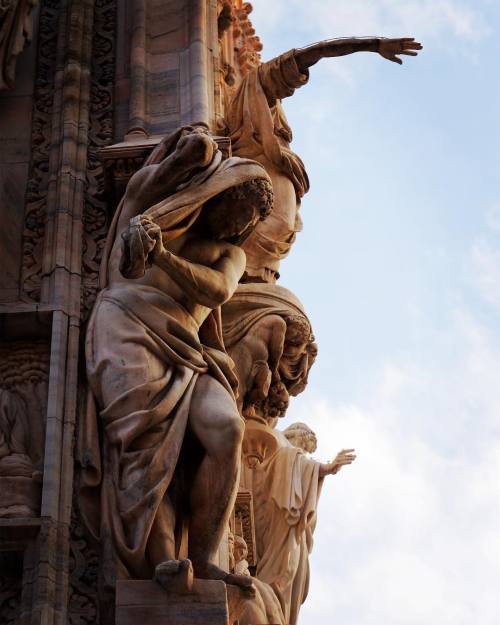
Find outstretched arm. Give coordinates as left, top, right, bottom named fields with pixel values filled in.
left=255, top=37, right=422, bottom=107
left=294, top=37, right=422, bottom=72
left=319, top=448, right=356, bottom=478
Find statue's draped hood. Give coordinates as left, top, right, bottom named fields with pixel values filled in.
left=222, top=282, right=309, bottom=349
left=100, top=125, right=271, bottom=287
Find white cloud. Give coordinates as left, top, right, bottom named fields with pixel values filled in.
left=279, top=301, right=500, bottom=624
left=486, top=205, right=500, bottom=233
left=252, top=0, right=489, bottom=43
left=470, top=240, right=500, bottom=311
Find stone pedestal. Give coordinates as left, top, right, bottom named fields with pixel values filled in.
left=116, top=579, right=229, bottom=625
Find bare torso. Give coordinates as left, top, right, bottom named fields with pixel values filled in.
left=107, top=167, right=245, bottom=328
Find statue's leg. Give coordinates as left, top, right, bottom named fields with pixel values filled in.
left=187, top=374, right=253, bottom=592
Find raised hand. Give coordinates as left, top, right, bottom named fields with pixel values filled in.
left=120, top=215, right=164, bottom=279
left=378, top=37, right=423, bottom=65
left=138, top=215, right=164, bottom=265
left=319, top=448, right=356, bottom=477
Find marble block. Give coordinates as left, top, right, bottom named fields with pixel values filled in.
left=115, top=579, right=230, bottom=625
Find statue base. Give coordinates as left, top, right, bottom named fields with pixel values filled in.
left=0, top=475, right=41, bottom=518
left=115, top=579, right=229, bottom=625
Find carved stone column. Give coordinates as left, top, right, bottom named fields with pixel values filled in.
left=0, top=1, right=100, bottom=624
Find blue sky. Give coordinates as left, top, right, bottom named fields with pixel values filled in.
left=249, top=1, right=500, bottom=623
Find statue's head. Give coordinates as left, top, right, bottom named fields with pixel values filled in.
left=234, top=535, right=249, bottom=562
left=279, top=314, right=317, bottom=396
left=283, top=422, right=318, bottom=453
left=283, top=314, right=312, bottom=356
left=228, top=531, right=236, bottom=570
left=202, top=178, right=273, bottom=244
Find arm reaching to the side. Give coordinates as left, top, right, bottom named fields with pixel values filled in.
left=319, top=448, right=356, bottom=478
left=294, top=37, right=422, bottom=72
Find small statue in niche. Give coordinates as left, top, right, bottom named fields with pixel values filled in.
left=233, top=534, right=251, bottom=577
left=78, top=125, right=274, bottom=607
left=227, top=531, right=286, bottom=625
left=242, top=420, right=356, bottom=625
left=0, top=389, right=36, bottom=478
left=0, top=388, right=42, bottom=517
left=222, top=36, right=422, bottom=282
left=0, top=0, right=38, bottom=90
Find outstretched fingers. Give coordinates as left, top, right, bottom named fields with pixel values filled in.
left=379, top=37, right=423, bottom=65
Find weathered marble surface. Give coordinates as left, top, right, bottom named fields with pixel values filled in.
left=222, top=283, right=317, bottom=422
left=116, top=577, right=229, bottom=625
left=79, top=125, right=273, bottom=615
left=0, top=1, right=423, bottom=622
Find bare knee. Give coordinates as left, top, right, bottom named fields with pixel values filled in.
left=191, top=407, right=244, bottom=460
left=190, top=375, right=245, bottom=458
left=220, top=411, right=245, bottom=449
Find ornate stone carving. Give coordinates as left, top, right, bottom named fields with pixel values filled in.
left=233, top=489, right=256, bottom=569
left=216, top=1, right=262, bottom=116
left=21, top=0, right=59, bottom=301
left=81, top=0, right=117, bottom=319
left=68, top=504, right=100, bottom=625
left=232, top=3, right=262, bottom=78
left=0, top=341, right=49, bottom=518
left=0, top=0, right=38, bottom=90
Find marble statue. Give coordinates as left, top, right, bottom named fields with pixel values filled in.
left=241, top=421, right=356, bottom=625
left=79, top=125, right=274, bottom=599
left=223, top=36, right=422, bottom=282
left=228, top=532, right=286, bottom=625
left=0, top=0, right=38, bottom=90
left=222, top=282, right=317, bottom=422
left=0, top=388, right=42, bottom=518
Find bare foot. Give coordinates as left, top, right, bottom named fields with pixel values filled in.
left=194, top=562, right=256, bottom=597
left=154, top=559, right=193, bottom=593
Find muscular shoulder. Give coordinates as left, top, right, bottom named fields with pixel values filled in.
left=181, top=237, right=245, bottom=264
left=125, top=165, right=159, bottom=199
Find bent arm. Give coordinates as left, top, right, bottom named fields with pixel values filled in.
left=126, top=131, right=217, bottom=210
left=154, top=244, right=246, bottom=309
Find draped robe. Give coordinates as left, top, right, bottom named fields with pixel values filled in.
left=224, top=50, right=311, bottom=281
left=241, top=430, right=323, bottom=625
left=77, top=130, right=271, bottom=587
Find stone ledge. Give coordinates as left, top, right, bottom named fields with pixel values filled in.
left=116, top=578, right=230, bottom=625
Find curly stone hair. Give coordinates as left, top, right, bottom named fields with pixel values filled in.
left=222, top=178, right=274, bottom=220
